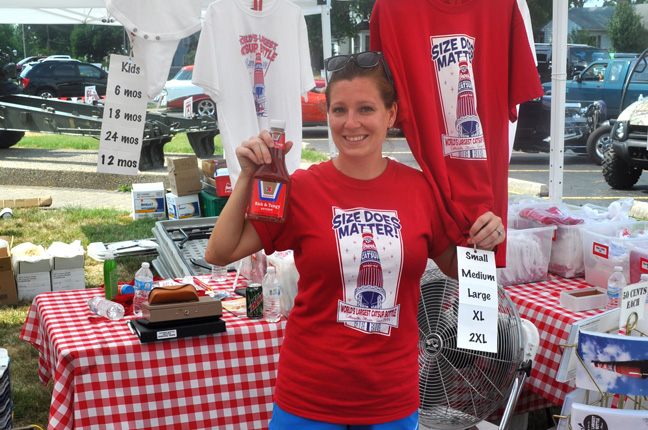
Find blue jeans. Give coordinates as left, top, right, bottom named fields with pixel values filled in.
left=268, top=403, right=419, bottom=430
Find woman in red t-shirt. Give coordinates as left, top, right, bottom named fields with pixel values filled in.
left=205, top=51, right=505, bottom=429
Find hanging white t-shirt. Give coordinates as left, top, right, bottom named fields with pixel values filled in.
left=192, top=0, right=314, bottom=185
left=105, top=0, right=203, bottom=100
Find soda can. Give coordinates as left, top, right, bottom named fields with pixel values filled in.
left=246, top=283, right=264, bottom=319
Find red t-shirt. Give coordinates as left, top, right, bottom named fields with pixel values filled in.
left=370, top=0, right=543, bottom=266
left=252, top=159, right=450, bottom=424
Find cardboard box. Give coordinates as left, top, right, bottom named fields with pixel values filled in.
left=17, top=258, right=51, bottom=274
left=560, top=287, right=607, bottom=312
left=0, top=247, right=17, bottom=305
left=51, top=269, right=85, bottom=292
left=0, top=271, right=17, bottom=305
left=201, top=158, right=227, bottom=179
left=17, top=272, right=51, bottom=301
left=132, top=182, right=166, bottom=220
left=168, top=157, right=201, bottom=196
left=166, top=193, right=201, bottom=220
left=52, top=255, right=85, bottom=270
left=0, top=197, right=52, bottom=208
left=0, top=246, right=11, bottom=273
left=51, top=255, right=85, bottom=292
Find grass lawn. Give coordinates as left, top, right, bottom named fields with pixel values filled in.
left=1, top=207, right=158, bottom=428
left=1, top=131, right=327, bottom=428
left=15, top=131, right=329, bottom=163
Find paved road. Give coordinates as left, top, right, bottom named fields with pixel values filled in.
left=508, top=151, right=648, bottom=207
left=5, top=127, right=642, bottom=211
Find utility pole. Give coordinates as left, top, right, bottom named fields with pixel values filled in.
left=21, top=24, right=26, bottom=58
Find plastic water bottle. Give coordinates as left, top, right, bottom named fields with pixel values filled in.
left=606, top=266, right=626, bottom=310
left=262, top=266, right=281, bottom=322
left=103, top=252, right=118, bottom=300
left=88, top=297, right=125, bottom=321
left=133, top=262, right=154, bottom=317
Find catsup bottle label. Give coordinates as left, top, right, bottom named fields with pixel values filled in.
left=249, top=179, right=288, bottom=219
left=273, top=130, right=286, bottom=149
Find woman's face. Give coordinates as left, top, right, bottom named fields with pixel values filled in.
left=327, top=77, right=397, bottom=162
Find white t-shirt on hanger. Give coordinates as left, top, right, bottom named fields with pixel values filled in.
left=105, top=0, right=203, bottom=100
left=192, top=0, right=315, bottom=185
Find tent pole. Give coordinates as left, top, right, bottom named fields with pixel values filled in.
left=549, top=0, right=568, bottom=203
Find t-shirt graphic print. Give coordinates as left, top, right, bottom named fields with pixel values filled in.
left=432, top=34, right=485, bottom=160
left=241, top=34, right=279, bottom=119
left=333, top=207, right=403, bottom=336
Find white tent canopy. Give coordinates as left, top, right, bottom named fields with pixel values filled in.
left=0, top=0, right=326, bottom=24
left=0, top=0, right=332, bottom=60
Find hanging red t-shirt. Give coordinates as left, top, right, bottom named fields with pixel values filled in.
left=370, top=0, right=543, bottom=266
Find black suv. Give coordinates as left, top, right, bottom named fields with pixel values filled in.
left=535, top=43, right=611, bottom=83
left=20, top=60, right=108, bottom=98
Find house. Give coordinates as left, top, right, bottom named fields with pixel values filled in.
left=538, top=5, right=648, bottom=51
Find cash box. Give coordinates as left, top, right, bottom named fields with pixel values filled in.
left=142, top=296, right=222, bottom=323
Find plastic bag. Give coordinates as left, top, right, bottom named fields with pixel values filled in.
left=46, top=240, right=84, bottom=258
left=266, top=250, right=299, bottom=317
left=11, top=242, right=47, bottom=273
left=239, top=251, right=266, bottom=285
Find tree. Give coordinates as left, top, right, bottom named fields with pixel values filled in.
left=607, top=0, right=648, bottom=52
left=70, top=25, right=124, bottom=64
left=527, top=0, right=552, bottom=36
left=306, top=0, right=376, bottom=73
left=569, top=28, right=595, bottom=45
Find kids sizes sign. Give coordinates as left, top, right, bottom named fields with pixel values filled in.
left=456, top=246, right=498, bottom=353
left=96, top=54, right=148, bottom=175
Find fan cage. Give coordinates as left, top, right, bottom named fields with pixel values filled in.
left=418, top=267, right=524, bottom=430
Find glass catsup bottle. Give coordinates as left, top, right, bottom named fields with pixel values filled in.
left=247, top=119, right=291, bottom=223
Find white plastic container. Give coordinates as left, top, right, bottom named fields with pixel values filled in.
left=581, top=221, right=648, bottom=288
left=497, top=217, right=556, bottom=286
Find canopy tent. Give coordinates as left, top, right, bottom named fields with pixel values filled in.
left=0, top=0, right=326, bottom=23
left=0, top=0, right=333, bottom=62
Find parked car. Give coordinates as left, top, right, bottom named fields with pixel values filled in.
left=513, top=95, right=606, bottom=163
left=535, top=43, right=611, bottom=83
left=601, top=49, right=648, bottom=189
left=157, top=65, right=328, bottom=123
left=302, top=78, right=326, bottom=125
left=542, top=56, right=648, bottom=119
left=20, top=60, right=107, bottom=98
left=15, top=55, right=46, bottom=74
left=155, top=65, right=215, bottom=116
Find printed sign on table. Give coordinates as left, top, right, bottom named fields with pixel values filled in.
left=84, top=86, right=100, bottom=104
left=184, top=96, right=193, bottom=118
left=96, top=54, right=148, bottom=176
left=456, top=246, right=498, bottom=353
left=619, top=281, right=648, bottom=330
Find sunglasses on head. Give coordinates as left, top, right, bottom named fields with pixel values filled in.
left=324, top=51, right=394, bottom=88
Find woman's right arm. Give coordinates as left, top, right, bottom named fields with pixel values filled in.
left=204, top=131, right=292, bottom=266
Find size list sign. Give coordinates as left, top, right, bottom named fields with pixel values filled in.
left=456, top=246, right=498, bottom=353
left=97, top=54, right=148, bottom=176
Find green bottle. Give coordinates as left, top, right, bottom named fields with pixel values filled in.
left=103, top=252, right=118, bottom=300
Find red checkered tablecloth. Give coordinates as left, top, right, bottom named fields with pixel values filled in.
left=19, top=274, right=286, bottom=430
left=504, top=275, right=605, bottom=408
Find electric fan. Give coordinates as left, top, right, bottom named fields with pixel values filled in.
left=418, top=267, right=539, bottom=430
